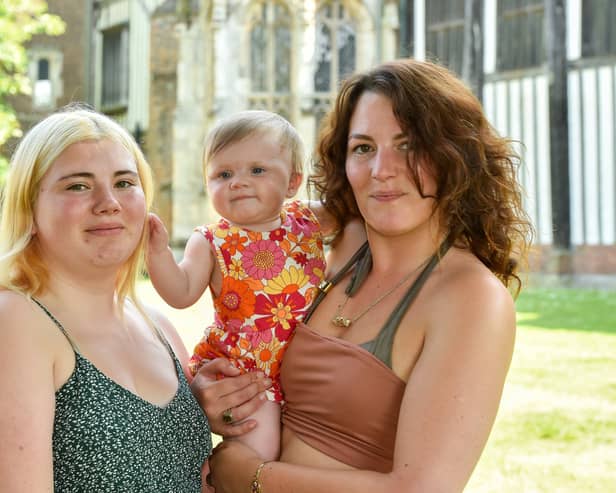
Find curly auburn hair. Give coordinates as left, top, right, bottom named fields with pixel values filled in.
left=309, top=58, right=533, bottom=292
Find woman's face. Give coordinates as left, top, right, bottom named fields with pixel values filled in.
left=345, top=91, right=439, bottom=239
left=32, top=139, right=147, bottom=276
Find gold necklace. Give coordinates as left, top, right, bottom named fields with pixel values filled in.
left=331, top=257, right=430, bottom=328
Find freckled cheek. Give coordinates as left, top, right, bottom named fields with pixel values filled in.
left=123, top=194, right=148, bottom=224
left=39, top=198, right=89, bottom=224
left=345, top=160, right=369, bottom=192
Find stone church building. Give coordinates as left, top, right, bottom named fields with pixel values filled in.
left=11, top=0, right=616, bottom=277
left=134, top=0, right=398, bottom=246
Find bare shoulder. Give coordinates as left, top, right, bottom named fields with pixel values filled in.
left=0, top=290, right=46, bottom=336
left=427, top=249, right=516, bottom=340
left=0, top=290, right=58, bottom=378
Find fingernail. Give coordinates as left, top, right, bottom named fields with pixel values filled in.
left=264, top=378, right=272, bottom=387
left=259, top=393, right=267, bottom=401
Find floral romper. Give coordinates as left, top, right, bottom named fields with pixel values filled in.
left=188, top=200, right=326, bottom=402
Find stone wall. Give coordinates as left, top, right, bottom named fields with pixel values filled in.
left=147, top=3, right=180, bottom=233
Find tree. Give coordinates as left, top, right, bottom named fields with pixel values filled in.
left=0, top=0, right=64, bottom=176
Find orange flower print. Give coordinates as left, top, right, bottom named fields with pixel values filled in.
left=221, top=231, right=248, bottom=255
left=254, top=338, right=284, bottom=374
left=241, top=239, right=285, bottom=280
left=214, top=278, right=256, bottom=322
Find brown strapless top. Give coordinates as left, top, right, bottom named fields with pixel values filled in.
left=281, top=322, right=405, bottom=472
left=280, top=239, right=452, bottom=472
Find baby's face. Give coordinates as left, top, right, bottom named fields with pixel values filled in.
left=206, top=132, right=301, bottom=231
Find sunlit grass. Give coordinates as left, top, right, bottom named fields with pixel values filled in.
left=467, top=287, right=616, bottom=492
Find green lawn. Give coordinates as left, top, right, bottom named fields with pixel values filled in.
left=138, top=283, right=616, bottom=491
left=467, top=288, right=616, bottom=492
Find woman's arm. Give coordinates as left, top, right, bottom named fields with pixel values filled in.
left=190, top=359, right=272, bottom=436
left=209, top=272, right=516, bottom=493
left=0, top=294, right=56, bottom=492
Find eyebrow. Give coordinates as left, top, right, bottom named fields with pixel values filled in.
left=348, top=132, right=407, bottom=141
left=57, top=170, right=139, bottom=181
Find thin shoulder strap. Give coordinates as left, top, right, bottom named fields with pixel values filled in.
left=31, top=297, right=81, bottom=353
left=304, top=241, right=369, bottom=323
left=371, top=238, right=454, bottom=368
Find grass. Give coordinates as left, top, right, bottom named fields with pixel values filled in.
left=137, top=282, right=616, bottom=492
left=466, top=287, right=616, bottom=492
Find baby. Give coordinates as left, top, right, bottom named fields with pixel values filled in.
left=147, top=110, right=330, bottom=460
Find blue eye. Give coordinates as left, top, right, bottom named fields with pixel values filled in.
left=251, top=167, right=265, bottom=175
left=219, top=170, right=232, bottom=179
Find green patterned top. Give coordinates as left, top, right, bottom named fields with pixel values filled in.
left=34, top=299, right=212, bottom=493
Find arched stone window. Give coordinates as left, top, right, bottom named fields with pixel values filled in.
left=247, top=0, right=293, bottom=120
left=313, top=0, right=357, bottom=126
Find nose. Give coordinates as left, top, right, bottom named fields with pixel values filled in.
left=229, top=173, right=249, bottom=189
left=371, top=147, right=401, bottom=181
left=93, top=187, right=121, bottom=215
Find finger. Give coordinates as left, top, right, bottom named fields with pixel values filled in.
left=217, top=392, right=269, bottom=438
left=196, top=358, right=241, bottom=380
left=147, top=212, right=160, bottom=231
left=193, top=369, right=268, bottom=405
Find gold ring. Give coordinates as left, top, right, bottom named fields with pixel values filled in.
left=222, top=407, right=234, bottom=424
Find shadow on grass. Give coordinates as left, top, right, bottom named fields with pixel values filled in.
left=515, top=288, right=616, bottom=335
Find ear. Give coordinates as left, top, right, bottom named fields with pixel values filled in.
left=31, top=222, right=37, bottom=236
left=286, top=172, right=303, bottom=198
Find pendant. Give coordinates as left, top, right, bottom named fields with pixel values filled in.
left=331, top=316, right=352, bottom=328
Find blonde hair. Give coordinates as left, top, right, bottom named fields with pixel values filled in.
left=0, top=105, right=154, bottom=306
left=202, top=110, right=305, bottom=180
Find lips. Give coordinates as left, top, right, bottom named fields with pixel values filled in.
left=230, top=195, right=256, bottom=202
left=85, top=223, right=124, bottom=235
left=370, top=191, right=405, bottom=201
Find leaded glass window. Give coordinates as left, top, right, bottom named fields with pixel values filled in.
left=247, top=1, right=292, bottom=120
left=314, top=0, right=356, bottom=127
left=425, top=0, right=465, bottom=74
left=582, top=0, right=616, bottom=57
left=497, top=0, right=545, bottom=71
left=101, top=24, right=129, bottom=110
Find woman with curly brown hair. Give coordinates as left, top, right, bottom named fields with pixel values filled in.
left=195, top=58, right=532, bottom=493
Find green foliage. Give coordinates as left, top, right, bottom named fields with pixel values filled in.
left=0, top=0, right=65, bottom=175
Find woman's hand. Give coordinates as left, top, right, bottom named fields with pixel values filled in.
left=209, top=440, right=263, bottom=493
left=190, top=358, right=272, bottom=436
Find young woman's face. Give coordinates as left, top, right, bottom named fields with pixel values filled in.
left=206, top=132, right=301, bottom=231
left=345, top=91, right=439, bottom=239
left=33, top=139, right=147, bottom=275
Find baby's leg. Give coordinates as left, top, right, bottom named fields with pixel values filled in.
left=232, top=400, right=280, bottom=461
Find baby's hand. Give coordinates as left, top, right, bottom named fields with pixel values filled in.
left=148, top=213, right=170, bottom=256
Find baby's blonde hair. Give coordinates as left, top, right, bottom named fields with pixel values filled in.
left=202, top=110, right=305, bottom=180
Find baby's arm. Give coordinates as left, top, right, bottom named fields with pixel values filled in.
left=306, top=201, right=367, bottom=276
left=306, top=200, right=337, bottom=237
left=324, top=219, right=367, bottom=278
left=146, top=213, right=215, bottom=309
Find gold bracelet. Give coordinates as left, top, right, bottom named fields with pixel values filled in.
left=250, top=461, right=268, bottom=493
